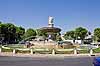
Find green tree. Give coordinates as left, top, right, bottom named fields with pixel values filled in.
left=0, top=23, right=17, bottom=44
left=64, top=30, right=76, bottom=43
left=0, top=21, right=2, bottom=24
left=64, top=30, right=76, bottom=40
left=24, top=28, right=36, bottom=38
left=94, top=28, right=100, bottom=42
left=0, top=22, right=25, bottom=44
left=16, top=26, right=25, bottom=42
left=75, top=27, right=88, bottom=44
left=0, top=23, right=5, bottom=44
left=4, top=23, right=16, bottom=43
left=36, top=29, right=47, bottom=37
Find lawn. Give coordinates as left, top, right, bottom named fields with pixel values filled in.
left=77, top=50, right=89, bottom=54
left=93, top=47, right=100, bottom=53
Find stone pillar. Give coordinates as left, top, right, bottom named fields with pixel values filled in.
left=74, top=49, right=77, bottom=55
left=13, top=49, right=16, bottom=54
left=97, top=45, right=99, bottom=48
left=90, top=49, right=93, bottom=55
left=30, top=49, right=33, bottom=54
left=52, top=49, right=55, bottom=55
left=0, top=48, right=2, bottom=53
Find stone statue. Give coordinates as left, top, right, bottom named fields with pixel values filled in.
left=48, top=16, right=54, bottom=27
left=49, top=16, right=53, bottom=24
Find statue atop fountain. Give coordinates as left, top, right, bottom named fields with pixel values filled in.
left=48, top=16, right=54, bottom=27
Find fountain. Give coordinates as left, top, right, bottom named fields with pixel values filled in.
left=29, top=16, right=61, bottom=48
left=40, top=16, right=61, bottom=41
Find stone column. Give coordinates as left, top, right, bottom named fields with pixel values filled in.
left=90, top=49, right=93, bottom=55
left=97, top=45, right=99, bottom=48
left=52, top=49, right=55, bottom=55
left=30, top=49, right=33, bottom=54
left=13, top=49, right=16, bottom=54
left=0, top=48, right=2, bottom=53
left=74, top=48, right=77, bottom=55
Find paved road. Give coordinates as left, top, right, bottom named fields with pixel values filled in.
left=0, top=56, right=95, bottom=66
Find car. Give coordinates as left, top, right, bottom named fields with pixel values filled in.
left=93, top=57, right=100, bottom=66
left=58, top=41, right=72, bottom=45
left=19, top=40, right=26, bottom=44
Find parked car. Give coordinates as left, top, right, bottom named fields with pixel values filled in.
left=19, top=40, right=26, bottom=44
left=93, top=57, right=100, bottom=66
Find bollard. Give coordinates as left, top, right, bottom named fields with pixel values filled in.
left=90, top=49, right=93, bottom=55
left=13, top=49, right=16, bottom=54
left=0, top=48, right=2, bottom=53
left=30, top=49, right=33, bottom=54
left=74, top=49, right=77, bottom=55
left=52, top=49, right=55, bottom=55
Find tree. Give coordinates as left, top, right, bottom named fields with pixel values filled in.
left=4, top=23, right=16, bottom=44
left=24, top=28, right=36, bottom=38
left=36, top=29, right=47, bottom=37
left=16, top=26, right=25, bottom=42
left=64, top=30, right=76, bottom=43
left=0, top=21, right=2, bottom=24
left=0, top=22, right=26, bottom=44
left=75, top=27, right=88, bottom=44
left=0, top=23, right=5, bottom=44
left=94, top=28, right=100, bottom=42
left=64, top=30, right=76, bottom=40
left=64, top=27, right=88, bottom=44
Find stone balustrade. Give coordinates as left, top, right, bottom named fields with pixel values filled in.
left=0, top=46, right=96, bottom=56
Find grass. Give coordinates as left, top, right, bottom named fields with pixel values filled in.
left=7, top=44, right=25, bottom=49
left=77, top=50, right=89, bottom=54
left=1, top=48, right=13, bottom=52
left=16, top=50, right=30, bottom=53
left=32, top=48, right=52, bottom=54
left=93, top=48, right=100, bottom=53
left=55, top=51, right=74, bottom=54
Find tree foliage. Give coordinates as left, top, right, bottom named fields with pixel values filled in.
left=64, top=27, right=88, bottom=43
left=24, top=28, right=36, bottom=38
left=64, top=30, right=76, bottom=40
left=94, top=28, right=100, bottom=42
left=75, top=27, right=88, bottom=40
left=36, top=29, right=47, bottom=37
left=0, top=22, right=25, bottom=44
left=16, top=26, right=25, bottom=42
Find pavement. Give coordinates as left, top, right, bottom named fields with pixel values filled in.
left=0, top=55, right=96, bottom=66
left=0, top=52, right=99, bottom=66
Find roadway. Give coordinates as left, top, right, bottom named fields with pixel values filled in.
left=0, top=56, right=95, bottom=66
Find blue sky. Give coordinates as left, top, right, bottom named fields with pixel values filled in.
left=0, top=0, right=100, bottom=33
